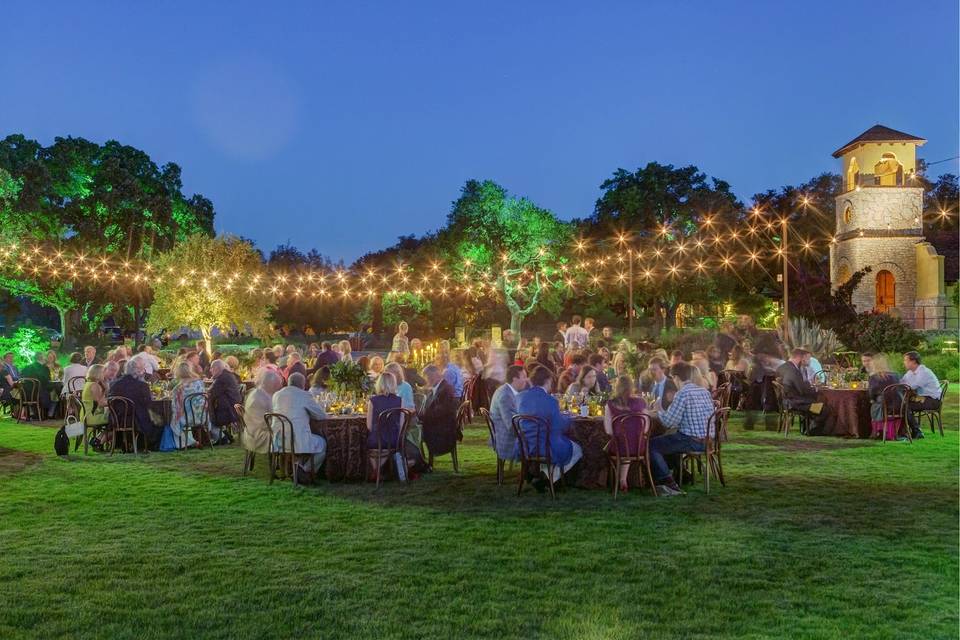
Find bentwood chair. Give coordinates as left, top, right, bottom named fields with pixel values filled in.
left=14, top=378, right=42, bottom=423
left=78, top=394, right=110, bottom=455
left=606, top=412, right=656, bottom=499
left=264, top=412, right=299, bottom=487
left=772, top=380, right=809, bottom=437
left=233, top=403, right=256, bottom=475
left=510, top=414, right=558, bottom=499
left=106, top=396, right=145, bottom=456
left=67, top=376, right=86, bottom=398
left=879, top=383, right=912, bottom=443
left=478, top=407, right=507, bottom=486
left=182, top=392, right=214, bottom=450
left=676, top=407, right=730, bottom=494
left=368, top=407, right=414, bottom=488
left=914, top=381, right=949, bottom=438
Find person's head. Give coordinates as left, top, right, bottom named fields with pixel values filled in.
left=576, top=365, right=598, bottom=390
left=670, top=350, right=685, bottom=365
left=225, top=355, right=239, bottom=371
left=706, top=345, right=721, bottom=361
left=369, top=356, right=385, bottom=374
left=264, top=350, right=277, bottom=365
left=537, top=342, right=550, bottom=360
left=196, top=339, right=206, bottom=351
left=69, top=352, right=83, bottom=365
left=397, top=321, right=408, bottom=336
left=861, top=352, right=874, bottom=369
left=104, top=361, right=119, bottom=381
left=311, top=366, right=331, bottom=388
left=285, top=344, right=296, bottom=355
left=602, top=326, right=613, bottom=339
left=588, top=353, right=605, bottom=369
left=720, top=321, right=734, bottom=334
left=557, top=321, right=568, bottom=332
left=788, top=347, right=809, bottom=365
left=903, top=351, right=921, bottom=371
left=648, top=357, right=667, bottom=380
left=287, top=372, right=306, bottom=390
left=321, top=341, right=332, bottom=352
left=584, top=317, right=595, bottom=331
left=505, top=364, right=528, bottom=391
left=272, top=344, right=284, bottom=357
left=392, top=352, right=407, bottom=365
left=45, top=350, right=57, bottom=364
left=375, top=371, right=398, bottom=396
left=571, top=315, right=582, bottom=327
left=669, top=361, right=695, bottom=385
left=434, top=352, right=450, bottom=369
left=409, top=338, right=423, bottom=352
left=613, top=352, right=627, bottom=376
left=384, top=362, right=405, bottom=384
left=186, top=351, right=200, bottom=366
left=339, top=340, right=352, bottom=357
left=86, top=364, right=105, bottom=382
left=84, top=345, right=96, bottom=361
left=356, top=355, right=370, bottom=372
left=867, top=354, right=891, bottom=375
left=3, top=352, right=12, bottom=364
left=530, top=365, right=553, bottom=392
left=257, top=369, right=283, bottom=394
left=287, top=352, right=302, bottom=366
left=137, top=344, right=148, bottom=354
left=423, top=364, right=442, bottom=387
left=612, top=374, right=635, bottom=403
left=307, top=342, right=319, bottom=356
left=125, top=358, right=145, bottom=379
left=571, top=353, right=587, bottom=367
left=209, top=359, right=225, bottom=377
left=175, top=361, right=196, bottom=381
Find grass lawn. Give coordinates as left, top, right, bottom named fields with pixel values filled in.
left=0, top=395, right=957, bottom=640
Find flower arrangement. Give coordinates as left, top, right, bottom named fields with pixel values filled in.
left=328, top=359, right=372, bottom=397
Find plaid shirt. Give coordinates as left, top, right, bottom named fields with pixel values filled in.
left=659, top=381, right=715, bottom=439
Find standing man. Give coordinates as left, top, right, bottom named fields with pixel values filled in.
left=901, top=351, right=940, bottom=440
left=564, top=315, right=589, bottom=350
left=487, top=365, right=528, bottom=462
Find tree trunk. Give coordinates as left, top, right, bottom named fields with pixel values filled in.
left=509, top=309, right=523, bottom=341
left=372, top=294, right=383, bottom=336
left=664, top=303, right=678, bottom=330
left=201, top=327, right=213, bottom=356
left=57, top=307, right=69, bottom=350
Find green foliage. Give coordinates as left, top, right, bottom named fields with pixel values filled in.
left=327, top=359, right=372, bottom=397
left=655, top=328, right=715, bottom=354
left=381, top=292, right=431, bottom=329
left=0, top=325, right=51, bottom=367
left=146, top=235, right=274, bottom=342
left=836, top=312, right=922, bottom=354
left=778, top=317, right=840, bottom=358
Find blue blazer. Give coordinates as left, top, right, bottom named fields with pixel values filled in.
left=516, top=386, right=574, bottom=466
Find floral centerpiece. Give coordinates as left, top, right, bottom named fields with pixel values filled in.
left=328, top=360, right=372, bottom=398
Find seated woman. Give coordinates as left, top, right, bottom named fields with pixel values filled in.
left=566, top=365, right=602, bottom=402
left=691, top=351, right=717, bottom=391
left=81, top=364, right=110, bottom=429
left=308, top=367, right=331, bottom=395
left=603, top=375, right=648, bottom=493
left=725, top=345, right=750, bottom=374
left=168, top=362, right=204, bottom=449
left=867, top=354, right=902, bottom=437
left=45, top=350, right=62, bottom=383
left=368, top=355, right=385, bottom=378
left=384, top=362, right=415, bottom=411
left=366, top=372, right=403, bottom=477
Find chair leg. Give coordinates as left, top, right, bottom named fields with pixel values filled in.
left=546, top=465, right=556, bottom=500
left=451, top=446, right=459, bottom=473
left=714, top=452, right=726, bottom=486
left=83, top=425, right=89, bottom=455
left=516, top=460, right=525, bottom=496
left=496, top=458, right=504, bottom=486
left=703, top=455, right=709, bottom=494
left=610, top=462, right=618, bottom=500
left=937, top=413, right=944, bottom=438
left=644, top=456, right=658, bottom=497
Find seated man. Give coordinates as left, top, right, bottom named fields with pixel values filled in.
left=642, top=357, right=677, bottom=410
left=244, top=369, right=282, bottom=455
left=208, top=359, right=243, bottom=443
left=20, top=352, right=57, bottom=418
left=516, top=365, right=582, bottom=489
left=488, top=365, right=528, bottom=462
left=270, top=372, right=327, bottom=477
left=775, top=347, right=827, bottom=434
left=901, top=351, right=940, bottom=439
left=649, top=362, right=716, bottom=495
left=419, top=364, right=460, bottom=465
left=108, top=358, right=162, bottom=449
left=0, top=351, right=16, bottom=407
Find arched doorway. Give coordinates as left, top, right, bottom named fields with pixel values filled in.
left=875, top=270, right=895, bottom=312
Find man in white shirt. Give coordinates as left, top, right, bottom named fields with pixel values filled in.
left=487, top=365, right=528, bottom=461
left=564, top=315, right=589, bottom=350
left=802, top=350, right=824, bottom=385
left=901, top=351, right=941, bottom=439
left=270, top=372, right=327, bottom=478
left=131, top=345, right=160, bottom=378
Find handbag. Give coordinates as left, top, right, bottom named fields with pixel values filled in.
left=159, top=425, right=178, bottom=451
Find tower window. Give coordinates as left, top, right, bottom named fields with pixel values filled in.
left=843, top=204, right=853, bottom=225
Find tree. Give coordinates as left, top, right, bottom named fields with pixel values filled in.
left=146, top=235, right=274, bottom=348
left=435, top=180, right=572, bottom=339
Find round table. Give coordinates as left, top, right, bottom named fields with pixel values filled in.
left=310, top=415, right=368, bottom=482
left=565, top=414, right=666, bottom=489
left=817, top=387, right=871, bottom=438
left=150, top=397, right=173, bottom=428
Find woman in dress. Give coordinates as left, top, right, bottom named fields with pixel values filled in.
left=867, top=354, right=902, bottom=438
left=169, top=361, right=203, bottom=449
left=81, top=364, right=109, bottom=430
left=391, top=321, right=411, bottom=357
left=603, top=375, right=648, bottom=493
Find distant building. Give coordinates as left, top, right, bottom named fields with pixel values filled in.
left=829, top=124, right=951, bottom=329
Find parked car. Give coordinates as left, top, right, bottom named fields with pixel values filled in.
left=99, top=326, right=124, bottom=344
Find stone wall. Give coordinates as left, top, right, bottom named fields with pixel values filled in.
left=834, top=187, right=922, bottom=235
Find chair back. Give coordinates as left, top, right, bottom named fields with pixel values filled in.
left=371, top=406, right=412, bottom=451
left=456, top=399, right=473, bottom=428
left=17, top=378, right=40, bottom=403
left=67, top=376, right=86, bottom=396
left=66, top=393, right=85, bottom=422
left=812, top=370, right=828, bottom=384
left=478, top=407, right=496, bottom=443
left=511, top=413, right=552, bottom=465
left=880, top=383, right=911, bottom=421
left=936, top=381, right=949, bottom=403
left=107, top=396, right=138, bottom=432
left=233, top=403, right=247, bottom=430
left=609, top=411, right=651, bottom=460
left=183, top=392, right=209, bottom=428
left=713, top=383, right=732, bottom=409
left=770, top=379, right=785, bottom=412
left=705, top=407, right=731, bottom=452
left=264, top=412, right=295, bottom=454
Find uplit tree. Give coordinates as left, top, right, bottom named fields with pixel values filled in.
left=437, top=180, right=572, bottom=339
left=146, top=235, right=274, bottom=349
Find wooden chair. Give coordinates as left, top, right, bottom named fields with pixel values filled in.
left=913, top=381, right=948, bottom=438
left=106, top=396, right=145, bottom=456
left=478, top=407, right=507, bottom=486
left=14, top=378, right=42, bottom=423
left=607, top=412, right=656, bottom=499
left=67, top=376, right=86, bottom=397
left=182, top=391, right=214, bottom=450
left=77, top=393, right=109, bottom=455
left=234, top=403, right=256, bottom=475
left=677, top=407, right=730, bottom=494
left=510, top=414, right=558, bottom=499
left=426, top=400, right=469, bottom=473
left=264, top=412, right=299, bottom=487
left=211, top=394, right=242, bottom=438
left=368, top=407, right=414, bottom=488
left=812, top=370, right=828, bottom=385
left=771, top=379, right=808, bottom=437
left=879, top=383, right=912, bottom=443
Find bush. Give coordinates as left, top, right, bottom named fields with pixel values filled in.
left=0, top=325, right=52, bottom=368
left=920, top=353, right=959, bottom=383
left=836, top=312, right=921, bottom=354
left=656, top=328, right=714, bottom=355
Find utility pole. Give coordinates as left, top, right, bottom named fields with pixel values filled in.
left=782, top=217, right=789, bottom=328
left=627, top=248, right=634, bottom=335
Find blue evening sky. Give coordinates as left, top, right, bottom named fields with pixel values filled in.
left=2, top=1, right=957, bottom=262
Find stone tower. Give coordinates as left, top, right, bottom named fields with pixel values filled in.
left=829, top=124, right=948, bottom=328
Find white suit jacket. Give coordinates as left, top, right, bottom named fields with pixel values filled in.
left=270, top=386, right=327, bottom=454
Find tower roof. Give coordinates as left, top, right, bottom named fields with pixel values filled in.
left=832, top=125, right=926, bottom=158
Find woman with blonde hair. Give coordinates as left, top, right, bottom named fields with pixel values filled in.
left=368, top=355, right=385, bottom=377
left=81, top=364, right=109, bottom=429
left=603, top=375, right=648, bottom=493
left=366, top=372, right=403, bottom=475
left=391, top=321, right=410, bottom=356
left=169, top=361, right=203, bottom=448
left=691, top=351, right=716, bottom=391
left=338, top=340, right=353, bottom=363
